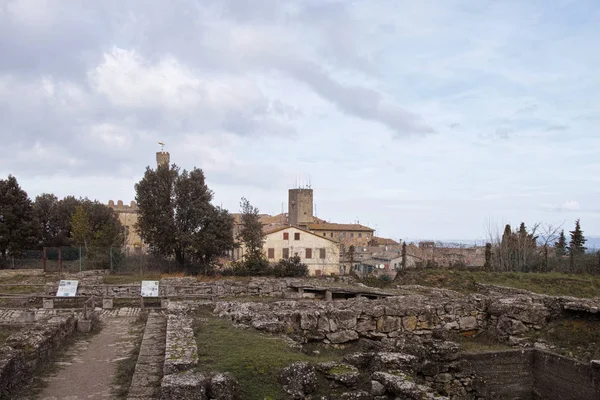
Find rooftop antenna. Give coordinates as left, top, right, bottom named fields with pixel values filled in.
left=158, top=141, right=165, bottom=152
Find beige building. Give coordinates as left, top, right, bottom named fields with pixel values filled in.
left=233, top=225, right=341, bottom=276
left=107, top=200, right=147, bottom=255
left=106, top=151, right=170, bottom=255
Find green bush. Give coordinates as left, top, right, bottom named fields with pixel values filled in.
left=272, top=256, right=308, bottom=277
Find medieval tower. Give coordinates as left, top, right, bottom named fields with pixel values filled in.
left=288, top=188, right=314, bottom=227
left=156, top=151, right=170, bottom=168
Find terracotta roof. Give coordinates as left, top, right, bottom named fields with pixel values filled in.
left=370, top=236, right=399, bottom=246
left=307, top=222, right=374, bottom=232
left=263, top=225, right=339, bottom=244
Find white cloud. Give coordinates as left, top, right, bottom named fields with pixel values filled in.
left=2, top=1, right=600, bottom=239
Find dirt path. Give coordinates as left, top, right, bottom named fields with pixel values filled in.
left=30, top=313, right=139, bottom=400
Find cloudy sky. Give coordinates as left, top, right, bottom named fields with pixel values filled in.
left=1, top=0, right=599, bottom=242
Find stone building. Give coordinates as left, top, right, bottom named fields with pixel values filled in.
left=107, top=200, right=146, bottom=255
left=233, top=225, right=341, bottom=276
left=106, top=151, right=170, bottom=255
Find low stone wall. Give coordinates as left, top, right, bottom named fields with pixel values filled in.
left=464, top=349, right=600, bottom=400
left=127, top=312, right=166, bottom=400
left=163, top=314, right=198, bottom=375
left=215, top=293, right=489, bottom=343
left=0, top=314, right=76, bottom=399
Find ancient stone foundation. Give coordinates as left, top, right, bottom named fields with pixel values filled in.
left=0, top=314, right=76, bottom=399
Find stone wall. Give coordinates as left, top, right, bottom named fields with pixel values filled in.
left=463, top=349, right=600, bottom=400
left=0, top=314, right=76, bottom=399
left=464, top=350, right=534, bottom=399
left=215, top=293, right=489, bottom=343
left=533, top=350, right=599, bottom=400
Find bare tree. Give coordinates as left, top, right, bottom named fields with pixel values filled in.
left=537, top=223, right=563, bottom=272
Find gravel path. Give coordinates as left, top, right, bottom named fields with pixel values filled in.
left=31, top=315, right=138, bottom=400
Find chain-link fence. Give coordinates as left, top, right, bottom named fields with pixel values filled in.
left=0, top=246, right=124, bottom=273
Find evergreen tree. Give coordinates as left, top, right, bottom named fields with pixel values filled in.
left=554, top=230, right=567, bottom=256
left=569, top=219, right=586, bottom=255
left=33, top=193, right=60, bottom=247
left=0, top=175, right=38, bottom=263
left=237, top=197, right=267, bottom=274
left=135, top=163, right=232, bottom=272
left=401, top=242, right=407, bottom=269
left=484, top=242, right=492, bottom=269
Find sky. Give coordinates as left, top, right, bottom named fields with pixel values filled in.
left=1, top=0, right=600, bottom=242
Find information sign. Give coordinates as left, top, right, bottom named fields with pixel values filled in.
left=56, top=280, right=79, bottom=297
left=141, top=280, right=159, bottom=297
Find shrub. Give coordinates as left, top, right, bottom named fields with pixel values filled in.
left=272, top=256, right=308, bottom=277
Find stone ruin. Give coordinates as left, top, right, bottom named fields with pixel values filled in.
left=0, top=274, right=599, bottom=399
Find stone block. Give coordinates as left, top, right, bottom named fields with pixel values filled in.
left=43, top=299, right=54, bottom=309
left=77, top=319, right=92, bottom=333
left=161, top=372, right=207, bottom=400
left=102, top=298, right=113, bottom=309
left=19, top=310, right=35, bottom=323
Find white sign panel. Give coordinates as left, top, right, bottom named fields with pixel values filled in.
left=56, top=280, right=79, bottom=297
left=141, top=280, right=159, bottom=297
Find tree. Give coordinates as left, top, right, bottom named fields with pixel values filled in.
left=192, top=206, right=234, bottom=275
left=569, top=219, right=586, bottom=255
left=33, top=193, right=60, bottom=247
left=135, top=163, right=231, bottom=272
left=273, top=255, right=308, bottom=277
left=401, top=242, right=407, bottom=269
left=554, top=230, right=568, bottom=257
left=237, top=197, right=267, bottom=274
left=569, top=219, right=586, bottom=271
left=70, top=205, right=92, bottom=251
left=484, top=243, right=492, bottom=269
left=0, top=175, right=38, bottom=263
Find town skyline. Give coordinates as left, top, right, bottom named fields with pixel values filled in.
left=2, top=1, right=599, bottom=240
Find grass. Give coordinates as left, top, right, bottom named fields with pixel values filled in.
left=526, top=317, right=600, bottom=362
left=395, top=269, right=600, bottom=298
left=112, top=312, right=148, bottom=399
left=194, top=307, right=350, bottom=400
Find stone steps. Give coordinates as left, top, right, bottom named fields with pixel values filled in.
left=126, top=311, right=167, bottom=400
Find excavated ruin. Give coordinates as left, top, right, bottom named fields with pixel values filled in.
left=1, top=273, right=599, bottom=399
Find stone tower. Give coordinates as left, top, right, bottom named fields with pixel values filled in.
left=288, top=188, right=314, bottom=227
left=156, top=151, right=170, bottom=168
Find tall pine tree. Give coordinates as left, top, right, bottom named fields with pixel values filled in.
left=554, top=230, right=567, bottom=256
left=569, top=219, right=586, bottom=255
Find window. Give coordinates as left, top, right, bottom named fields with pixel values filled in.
left=350, top=233, right=354, bottom=238
left=283, top=248, right=289, bottom=259
left=319, top=248, right=326, bottom=259
left=341, top=232, right=346, bottom=238
left=283, top=232, right=289, bottom=240
left=358, top=233, right=362, bottom=238
left=330, top=232, right=333, bottom=237
left=323, top=233, right=326, bottom=236
left=294, top=232, right=300, bottom=240
left=268, top=248, right=275, bottom=259
left=306, top=248, right=312, bottom=259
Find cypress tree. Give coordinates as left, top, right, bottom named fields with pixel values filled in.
left=554, top=230, right=567, bottom=256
